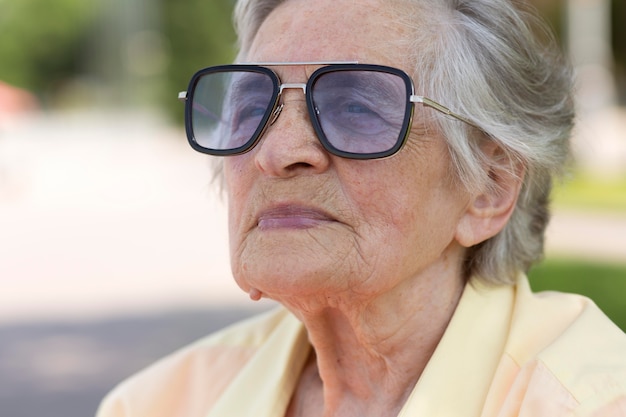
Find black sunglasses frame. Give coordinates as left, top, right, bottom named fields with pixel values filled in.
left=182, top=63, right=416, bottom=160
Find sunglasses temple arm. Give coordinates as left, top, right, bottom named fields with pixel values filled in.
left=411, top=95, right=480, bottom=130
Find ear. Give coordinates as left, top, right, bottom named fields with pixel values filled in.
left=455, top=143, right=525, bottom=248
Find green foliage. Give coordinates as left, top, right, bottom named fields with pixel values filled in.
left=0, top=0, right=97, bottom=97
left=528, top=258, right=626, bottom=332
left=0, top=0, right=236, bottom=113
left=551, top=172, right=626, bottom=213
left=161, top=0, right=237, bottom=123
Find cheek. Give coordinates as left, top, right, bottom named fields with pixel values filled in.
left=223, top=157, right=254, bottom=248
left=223, top=157, right=243, bottom=190
left=223, top=158, right=256, bottom=291
left=338, top=149, right=464, bottom=255
left=224, top=157, right=252, bottom=210
left=332, top=166, right=419, bottom=266
left=338, top=156, right=427, bottom=227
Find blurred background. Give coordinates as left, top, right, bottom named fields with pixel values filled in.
left=0, top=0, right=625, bottom=416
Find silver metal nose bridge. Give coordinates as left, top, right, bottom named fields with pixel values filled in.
left=269, top=83, right=308, bottom=125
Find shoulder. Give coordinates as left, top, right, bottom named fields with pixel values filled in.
left=95, top=306, right=293, bottom=417
left=504, top=280, right=626, bottom=416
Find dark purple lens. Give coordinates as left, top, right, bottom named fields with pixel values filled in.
left=191, top=70, right=275, bottom=151
left=310, top=70, right=408, bottom=155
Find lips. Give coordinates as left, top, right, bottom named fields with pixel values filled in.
left=256, top=204, right=335, bottom=230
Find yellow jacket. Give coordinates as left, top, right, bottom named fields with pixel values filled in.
left=96, top=276, right=626, bottom=416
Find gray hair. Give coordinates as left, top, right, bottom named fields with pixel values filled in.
left=231, top=0, right=575, bottom=285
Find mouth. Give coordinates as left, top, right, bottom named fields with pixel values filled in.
left=256, top=204, right=336, bottom=230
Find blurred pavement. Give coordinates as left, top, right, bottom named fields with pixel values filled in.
left=0, top=109, right=625, bottom=417
left=0, top=111, right=254, bottom=325
left=0, top=111, right=276, bottom=417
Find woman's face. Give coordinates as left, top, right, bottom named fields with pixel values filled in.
left=224, top=0, right=472, bottom=304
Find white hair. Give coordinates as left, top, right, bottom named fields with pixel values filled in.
left=230, top=0, right=575, bottom=285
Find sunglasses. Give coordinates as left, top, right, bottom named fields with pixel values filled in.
left=178, top=62, right=478, bottom=160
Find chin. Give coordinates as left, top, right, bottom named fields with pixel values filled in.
left=233, top=261, right=351, bottom=300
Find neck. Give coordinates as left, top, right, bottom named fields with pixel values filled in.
left=282, top=265, right=466, bottom=417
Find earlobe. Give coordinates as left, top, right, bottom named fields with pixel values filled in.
left=455, top=145, right=525, bottom=248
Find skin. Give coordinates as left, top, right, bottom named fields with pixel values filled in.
left=223, top=0, right=522, bottom=415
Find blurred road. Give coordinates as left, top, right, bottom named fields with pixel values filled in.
left=0, top=306, right=272, bottom=417
left=0, top=110, right=625, bottom=417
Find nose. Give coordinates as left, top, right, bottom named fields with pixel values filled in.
left=253, top=91, right=331, bottom=177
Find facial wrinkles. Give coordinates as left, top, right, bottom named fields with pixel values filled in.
left=254, top=176, right=351, bottom=231
left=228, top=0, right=471, bottom=303
left=247, top=0, right=402, bottom=64
left=229, top=156, right=383, bottom=297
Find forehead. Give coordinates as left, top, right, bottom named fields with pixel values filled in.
left=246, top=0, right=413, bottom=67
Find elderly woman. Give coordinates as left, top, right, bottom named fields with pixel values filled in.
left=97, top=0, right=626, bottom=416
